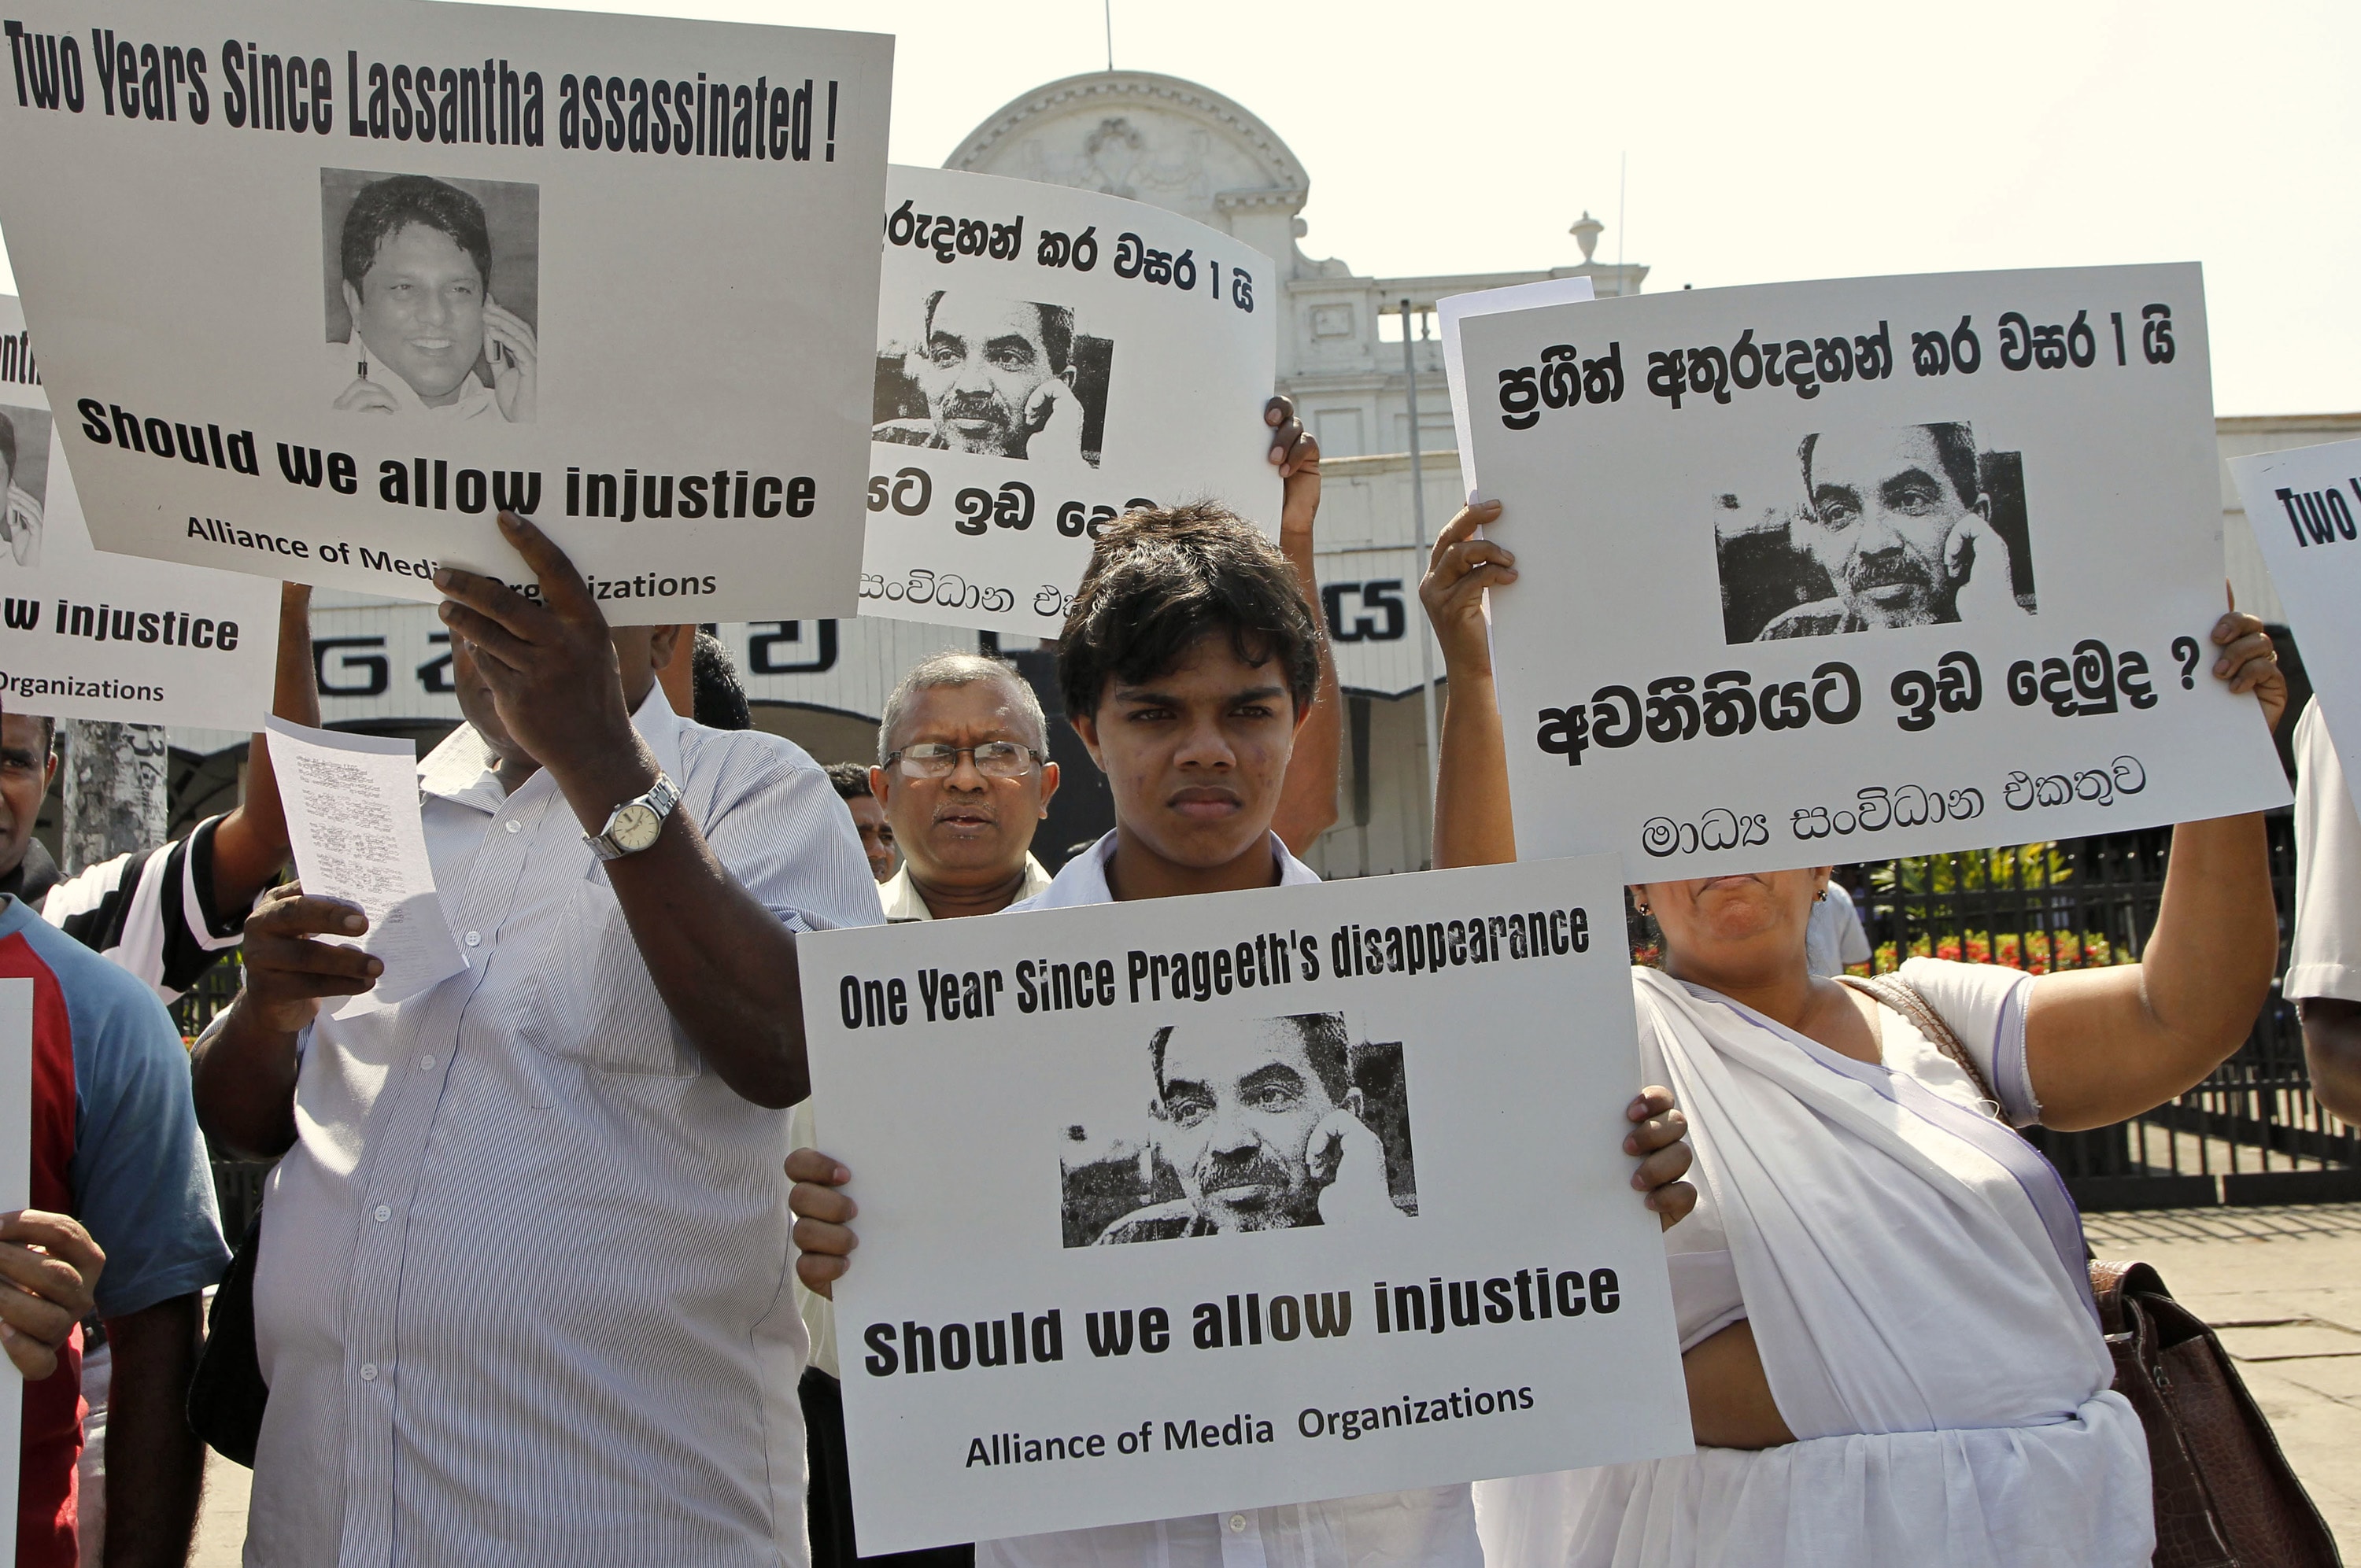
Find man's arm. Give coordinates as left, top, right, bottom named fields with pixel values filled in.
left=190, top=885, right=375, bottom=1160
left=100, top=1292, right=204, bottom=1568
left=437, top=514, right=818, bottom=1109
left=1265, top=396, right=1340, bottom=854
left=2303, top=998, right=2361, bottom=1124
left=209, top=583, right=318, bottom=913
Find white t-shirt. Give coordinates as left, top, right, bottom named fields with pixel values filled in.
left=2289, top=699, right=2361, bottom=1004
left=1805, top=888, right=1870, bottom=978
left=1650, top=957, right=2038, bottom=1351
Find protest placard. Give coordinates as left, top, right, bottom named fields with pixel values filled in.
left=0, top=979, right=27, bottom=1568
left=0, top=296, right=279, bottom=730
left=801, top=854, right=1687, bottom=1552
left=0, top=0, right=889, bottom=621
left=1438, top=275, right=1591, bottom=489
left=2229, top=437, right=2361, bottom=807
left=1453, top=265, right=2289, bottom=876
left=860, top=166, right=1278, bottom=636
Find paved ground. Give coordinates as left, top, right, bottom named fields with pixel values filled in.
left=2083, top=1201, right=2361, bottom=1553
left=183, top=1205, right=2361, bottom=1564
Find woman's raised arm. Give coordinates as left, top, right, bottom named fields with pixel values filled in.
left=1421, top=499, right=1520, bottom=869
left=2023, top=607, right=2289, bottom=1130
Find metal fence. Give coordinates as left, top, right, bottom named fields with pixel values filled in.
left=1831, top=814, right=2355, bottom=1211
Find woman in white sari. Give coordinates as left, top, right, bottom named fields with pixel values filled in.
left=1420, top=499, right=2289, bottom=1568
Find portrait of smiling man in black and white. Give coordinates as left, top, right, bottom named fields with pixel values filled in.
left=1070, top=1013, right=1417, bottom=1246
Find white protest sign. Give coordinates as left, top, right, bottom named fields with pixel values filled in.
left=1455, top=264, right=2289, bottom=876
left=264, top=718, right=464, bottom=1013
left=803, top=854, right=1688, bottom=1553
left=0, top=0, right=889, bottom=620
left=0, top=977, right=27, bottom=1566
left=0, top=298, right=278, bottom=730
left=2229, top=437, right=2361, bottom=806
left=1438, top=276, right=1592, bottom=494
left=861, top=166, right=1278, bottom=636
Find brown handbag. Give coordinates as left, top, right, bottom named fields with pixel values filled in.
left=1842, top=974, right=2343, bottom=1566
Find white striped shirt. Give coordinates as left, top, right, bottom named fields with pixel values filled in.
left=243, top=688, right=880, bottom=1567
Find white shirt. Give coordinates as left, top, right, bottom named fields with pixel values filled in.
left=2290, top=699, right=2361, bottom=1003
left=1803, top=887, right=1870, bottom=978
left=982, top=830, right=1484, bottom=1568
left=878, top=853, right=1052, bottom=922
left=1654, top=956, right=2036, bottom=1354
left=243, top=688, right=880, bottom=1568
left=328, top=336, right=506, bottom=421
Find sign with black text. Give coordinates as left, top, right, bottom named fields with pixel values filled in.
left=0, top=0, right=889, bottom=619
left=2230, top=435, right=2361, bottom=806
left=861, top=166, right=1278, bottom=636
left=802, top=855, right=1687, bottom=1551
left=0, top=297, right=278, bottom=729
left=1456, top=265, right=2289, bottom=876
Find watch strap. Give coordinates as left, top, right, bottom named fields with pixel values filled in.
left=584, top=771, right=681, bottom=861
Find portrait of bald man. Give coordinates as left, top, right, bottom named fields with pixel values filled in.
left=874, top=290, right=1097, bottom=465
left=1758, top=421, right=2034, bottom=639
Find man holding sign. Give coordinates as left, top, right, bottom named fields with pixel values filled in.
left=789, top=492, right=1698, bottom=1564
left=194, top=513, right=879, bottom=1564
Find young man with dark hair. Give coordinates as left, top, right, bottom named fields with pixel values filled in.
left=789, top=423, right=1697, bottom=1566
left=331, top=172, right=536, bottom=422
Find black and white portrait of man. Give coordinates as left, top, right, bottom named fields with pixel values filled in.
left=0, top=404, right=46, bottom=568
left=1069, top=1013, right=1417, bottom=1246
left=1725, top=422, right=2038, bottom=642
left=874, top=291, right=1107, bottom=466
left=323, top=170, right=539, bottom=424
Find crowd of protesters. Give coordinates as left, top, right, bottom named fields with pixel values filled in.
left=0, top=378, right=2345, bottom=1568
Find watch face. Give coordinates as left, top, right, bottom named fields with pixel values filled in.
left=611, top=802, right=663, bottom=853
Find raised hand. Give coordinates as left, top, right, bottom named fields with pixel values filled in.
left=2212, top=592, right=2288, bottom=734
left=434, top=512, right=651, bottom=823
left=1420, top=498, right=1517, bottom=677
left=1265, top=395, right=1321, bottom=544
left=483, top=296, right=538, bottom=423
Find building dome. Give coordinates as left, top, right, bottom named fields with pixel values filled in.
left=944, top=71, right=1308, bottom=253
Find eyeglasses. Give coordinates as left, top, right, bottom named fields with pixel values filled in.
left=885, top=742, right=1046, bottom=780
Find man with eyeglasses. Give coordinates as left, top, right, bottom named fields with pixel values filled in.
left=870, top=655, right=1060, bottom=924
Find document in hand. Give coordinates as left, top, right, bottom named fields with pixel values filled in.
left=0, top=296, right=279, bottom=730
left=265, top=718, right=463, bottom=1014
left=800, top=854, right=1688, bottom=1553
left=2229, top=437, right=2361, bottom=810
left=1453, top=265, right=2290, bottom=876
left=860, top=166, right=1279, bottom=636
left=0, top=0, right=891, bottom=621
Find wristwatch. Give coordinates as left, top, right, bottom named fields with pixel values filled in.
left=584, top=772, right=681, bottom=861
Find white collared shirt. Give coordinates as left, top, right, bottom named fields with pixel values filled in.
left=328, top=336, right=507, bottom=421
left=878, top=853, right=1053, bottom=922
left=244, top=688, right=880, bottom=1568
left=2291, top=699, right=2361, bottom=1003
left=982, top=830, right=1484, bottom=1568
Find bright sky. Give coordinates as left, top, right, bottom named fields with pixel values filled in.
left=6, top=0, right=2351, bottom=415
